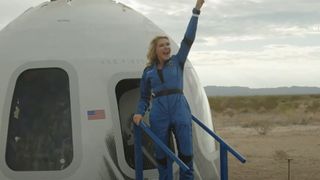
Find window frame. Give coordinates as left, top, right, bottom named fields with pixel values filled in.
left=0, top=60, right=82, bottom=180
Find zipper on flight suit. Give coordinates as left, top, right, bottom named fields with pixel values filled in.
left=157, top=69, right=164, bottom=84
left=157, top=59, right=172, bottom=84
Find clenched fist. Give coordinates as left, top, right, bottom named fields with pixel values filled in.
left=195, top=0, right=205, bottom=10
left=133, top=114, right=143, bottom=125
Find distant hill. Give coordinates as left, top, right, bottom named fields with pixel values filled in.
left=204, top=86, right=320, bottom=96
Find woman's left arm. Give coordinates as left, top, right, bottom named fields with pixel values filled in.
left=176, top=0, right=204, bottom=68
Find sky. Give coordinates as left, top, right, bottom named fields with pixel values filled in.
left=1, top=0, right=320, bottom=88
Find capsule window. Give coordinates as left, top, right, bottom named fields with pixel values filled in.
left=5, top=68, right=73, bottom=171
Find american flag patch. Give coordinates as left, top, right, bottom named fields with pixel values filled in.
left=87, top=109, right=106, bottom=120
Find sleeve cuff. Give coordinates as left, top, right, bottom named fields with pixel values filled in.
left=192, top=8, right=201, bottom=15
left=136, top=111, right=145, bottom=117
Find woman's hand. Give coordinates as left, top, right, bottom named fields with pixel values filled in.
left=133, top=114, right=143, bottom=125
left=195, top=0, right=205, bottom=10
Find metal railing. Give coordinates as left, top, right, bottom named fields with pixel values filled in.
left=134, top=121, right=189, bottom=180
left=134, top=115, right=246, bottom=180
left=192, top=115, right=246, bottom=180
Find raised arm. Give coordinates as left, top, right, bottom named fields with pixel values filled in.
left=176, top=0, right=205, bottom=67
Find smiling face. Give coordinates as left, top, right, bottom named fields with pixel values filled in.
left=155, top=38, right=171, bottom=63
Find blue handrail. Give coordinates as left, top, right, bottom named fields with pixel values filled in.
left=134, top=121, right=190, bottom=180
left=192, top=115, right=246, bottom=180
left=134, top=116, right=246, bottom=180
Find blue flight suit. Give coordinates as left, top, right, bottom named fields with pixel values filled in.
left=136, top=8, right=200, bottom=180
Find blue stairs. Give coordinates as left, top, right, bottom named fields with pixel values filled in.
left=134, top=115, right=246, bottom=180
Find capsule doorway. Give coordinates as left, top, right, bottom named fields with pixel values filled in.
left=115, top=79, right=175, bottom=171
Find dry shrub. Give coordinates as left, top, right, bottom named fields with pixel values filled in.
left=223, top=108, right=235, bottom=117
left=258, top=106, right=266, bottom=113
left=285, top=110, right=310, bottom=125
left=293, top=118, right=308, bottom=125
left=306, top=100, right=320, bottom=113
left=273, top=150, right=289, bottom=161
left=208, top=94, right=320, bottom=128
left=254, top=121, right=273, bottom=135
left=242, top=120, right=273, bottom=135
left=240, top=108, right=249, bottom=113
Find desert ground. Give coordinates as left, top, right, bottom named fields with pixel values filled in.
left=208, top=95, right=320, bottom=180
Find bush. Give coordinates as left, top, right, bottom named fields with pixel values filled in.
left=253, top=121, right=273, bottom=135
left=306, top=100, right=320, bottom=113
left=273, top=150, right=289, bottom=161
left=242, top=120, right=273, bottom=135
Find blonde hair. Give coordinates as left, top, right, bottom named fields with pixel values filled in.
left=146, top=36, right=169, bottom=67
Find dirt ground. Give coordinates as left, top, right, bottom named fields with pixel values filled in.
left=214, top=119, right=320, bottom=180
left=209, top=95, right=320, bottom=180
left=216, top=124, right=320, bottom=180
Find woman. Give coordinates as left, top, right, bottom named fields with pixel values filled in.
left=133, top=0, right=204, bottom=179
